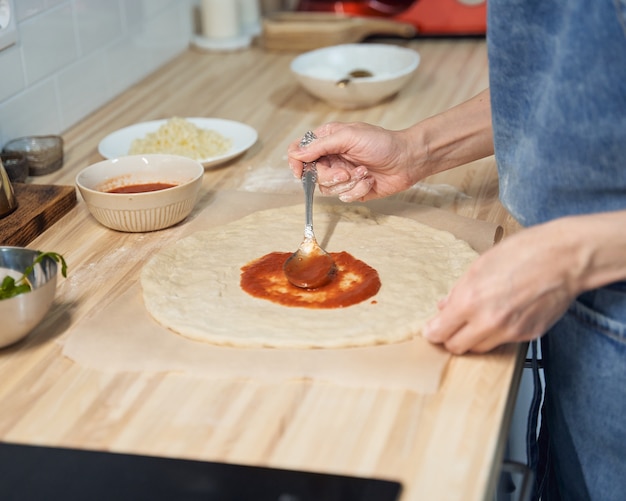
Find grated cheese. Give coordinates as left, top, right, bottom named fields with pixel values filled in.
left=129, top=117, right=232, bottom=160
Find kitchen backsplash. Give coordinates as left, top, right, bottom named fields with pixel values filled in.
left=0, top=0, right=195, bottom=147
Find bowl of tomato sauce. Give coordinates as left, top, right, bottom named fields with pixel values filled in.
left=75, top=154, right=204, bottom=232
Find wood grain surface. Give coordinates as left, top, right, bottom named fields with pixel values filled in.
left=0, top=183, right=76, bottom=246
left=0, top=38, right=525, bottom=501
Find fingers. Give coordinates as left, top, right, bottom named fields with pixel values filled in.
left=338, top=177, right=374, bottom=202
left=287, top=141, right=325, bottom=179
left=288, top=130, right=375, bottom=200
left=422, top=282, right=506, bottom=354
left=423, top=314, right=501, bottom=355
left=287, top=121, right=397, bottom=201
left=422, top=292, right=553, bottom=354
left=288, top=124, right=342, bottom=160
left=425, top=321, right=499, bottom=355
left=287, top=123, right=358, bottom=178
left=422, top=307, right=470, bottom=354
left=318, top=165, right=372, bottom=200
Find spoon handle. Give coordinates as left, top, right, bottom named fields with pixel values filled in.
left=302, top=162, right=317, bottom=239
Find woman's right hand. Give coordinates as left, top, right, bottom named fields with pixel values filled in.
left=287, top=122, right=425, bottom=202
left=287, top=90, right=495, bottom=202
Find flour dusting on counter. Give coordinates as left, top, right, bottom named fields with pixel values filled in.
left=241, top=163, right=300, bottom=193
left=407, top=182, right=470, bottom=208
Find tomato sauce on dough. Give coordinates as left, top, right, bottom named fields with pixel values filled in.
left=240, top=251, right=381, bottom=309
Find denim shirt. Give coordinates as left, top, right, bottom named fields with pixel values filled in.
left=487, top=0, right=626, bottom=227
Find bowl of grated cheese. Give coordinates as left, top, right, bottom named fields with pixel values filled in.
left=98, top=117, right=258, bottom=168
left=76, top=154, right=204, bottom=232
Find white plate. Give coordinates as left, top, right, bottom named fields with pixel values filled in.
left=98, top=118, right=258, bottom=168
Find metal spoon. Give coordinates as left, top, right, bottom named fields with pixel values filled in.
left=283, top=131, right=336, bottom=289
left=336, top=69, right=374, bottom=88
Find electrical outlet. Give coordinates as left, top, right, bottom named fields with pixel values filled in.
left=0, top=0, right=17, bottom=52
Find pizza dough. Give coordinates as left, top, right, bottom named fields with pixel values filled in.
left=140, top=204, right=479, bottom=349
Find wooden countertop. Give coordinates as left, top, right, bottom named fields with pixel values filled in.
left=0, top=39, right=525, bottom=500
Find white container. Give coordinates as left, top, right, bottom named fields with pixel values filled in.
left=194, top=0, right=253, bottom=51
left=201, top=0, right=240, bottom=38
left=291, top=43, right=420, bottom=109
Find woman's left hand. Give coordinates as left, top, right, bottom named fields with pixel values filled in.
left=423, top=221, right=578, bottom=354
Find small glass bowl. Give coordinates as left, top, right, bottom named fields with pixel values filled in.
left=0, top=152, right=28, bottom=183
left=2, top=135, right=64, bottom=176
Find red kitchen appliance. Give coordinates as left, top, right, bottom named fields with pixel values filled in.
left=296, top=0, right=486, bottom=36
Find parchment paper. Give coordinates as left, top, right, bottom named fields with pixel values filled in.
left=61, top=191, right=501, bottom=394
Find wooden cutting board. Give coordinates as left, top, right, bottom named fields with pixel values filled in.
left=261, top=12, right=416, bottom=51
left=0, top=183, right=76, bottom=247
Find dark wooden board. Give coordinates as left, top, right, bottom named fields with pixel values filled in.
left=0, top=183, right=77, bottom=247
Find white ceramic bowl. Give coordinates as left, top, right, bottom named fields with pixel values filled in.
left=76, top=154, right=204, bottom=232
left=290, top=43, right=420, bottom=109
left=0, top=247, right=58, bottom=348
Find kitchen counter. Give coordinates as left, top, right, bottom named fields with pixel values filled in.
left=0, top=39, right=525, bottom=500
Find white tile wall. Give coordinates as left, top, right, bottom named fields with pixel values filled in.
left=0, top=0, right=195, bottom=147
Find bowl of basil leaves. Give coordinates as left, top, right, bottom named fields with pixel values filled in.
left=0, top=247, right=67, bottom=348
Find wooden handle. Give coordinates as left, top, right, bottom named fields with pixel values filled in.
left=351, top=17, right=417, bottom=38
left=262, top=12, right=417, bottom=51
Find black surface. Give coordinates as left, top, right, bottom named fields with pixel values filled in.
left=0, top=442, right=402, bottom=501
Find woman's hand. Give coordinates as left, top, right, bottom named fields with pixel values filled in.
left=287, top=90, right=494, bottom=204
left=287, top=122, right=423, bottom=202
left=423, top=222, right=578, bottom=354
